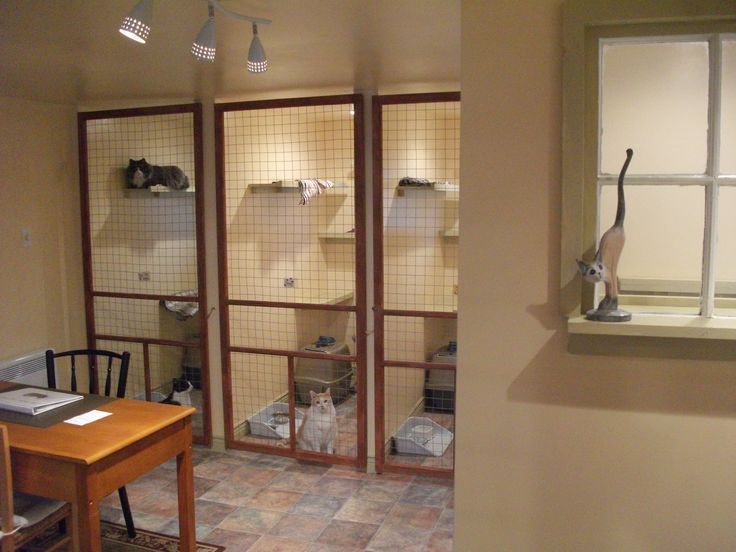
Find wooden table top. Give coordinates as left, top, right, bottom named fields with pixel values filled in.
left=0, top=383, right=195, bottom=465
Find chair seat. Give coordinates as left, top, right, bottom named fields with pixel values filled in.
left=12, top=493, right=67, bottom=530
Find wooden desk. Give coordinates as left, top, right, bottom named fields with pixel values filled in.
left=1, top=387, right=196, bottom=552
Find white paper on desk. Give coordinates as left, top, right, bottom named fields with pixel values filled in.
left=64, top=410, right=112, bottom=426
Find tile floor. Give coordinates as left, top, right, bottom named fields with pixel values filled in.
left=100, top=446, right=454, bottom=551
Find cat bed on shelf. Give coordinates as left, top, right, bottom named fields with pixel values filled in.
left=248, top=403, right=304, bottom=439
left=393, top=416, right=454, bottom=457
left=160, top=290, right=199, bottom=320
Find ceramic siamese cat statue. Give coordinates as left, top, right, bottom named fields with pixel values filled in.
left=576, top=148, right=633, bottom=322
left=297, top=388, right=337, bottom=454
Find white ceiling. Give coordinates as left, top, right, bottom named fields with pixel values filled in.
left=0, top=0, right=460, bottom=104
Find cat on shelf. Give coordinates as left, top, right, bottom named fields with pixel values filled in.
left=160, top=378, right=194, bottom=406
left=125, top=158, right=189, bottom=190
left=296, top=388, right=337, bottom=454
left=576, top=148, right=633, bottom=321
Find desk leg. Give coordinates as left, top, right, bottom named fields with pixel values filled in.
left=177, top=421, right=196, bottom=552
left=73, top=465, right=101, bottom=552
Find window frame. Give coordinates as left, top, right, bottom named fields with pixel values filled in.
left=561, top=0, right=736, bottom=339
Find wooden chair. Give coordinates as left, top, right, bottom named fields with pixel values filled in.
left=45, top=349, right=137, bottom=538
left=0, top=424, right=72, bottom=551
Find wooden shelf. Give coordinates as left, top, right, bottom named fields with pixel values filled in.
left=318, top=232, right=356, bottom=242
left=248, top=181, right=351, bottom=194
left=396, top=182, right=459, bottom=197
left=124, top=186, right=195, bottom=198
left=248, top=182, right=300, bottom=193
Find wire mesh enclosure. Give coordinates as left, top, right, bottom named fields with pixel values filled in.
left=78, top=104, right=211, bottom=444
left=373, top=93, right=460, bottom=477
left=216, top=95, right=367, bottom=467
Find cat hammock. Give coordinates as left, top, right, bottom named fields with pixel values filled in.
left=160, top=290, right=199, bottom=320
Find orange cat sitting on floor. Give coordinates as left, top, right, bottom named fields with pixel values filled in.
left=297, top=388, right=337, bottom=454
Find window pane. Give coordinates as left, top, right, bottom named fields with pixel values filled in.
left=599, top=184, right=704, bottom=314
left=714, top=186, right=736, bottom=317
left=721, top=39, right=736, bottom=176
left=601, top=41, right=709, bottom=175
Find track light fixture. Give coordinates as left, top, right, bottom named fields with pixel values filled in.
left=247, top=24, right=267, bottom=73
left=119, top=0, right=153, bottom=44
left=191, top=3, right=216, bottom=62
left=120, top=0, right=272, bottom=73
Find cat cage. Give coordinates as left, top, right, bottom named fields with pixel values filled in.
left=215, top=95, right=367, bottom=467
left=77, top=104, right=211, bottom=445
left=373, top=93, right=460, bottom=477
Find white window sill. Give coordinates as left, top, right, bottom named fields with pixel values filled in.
left=568, top=313, right=736, bottom=340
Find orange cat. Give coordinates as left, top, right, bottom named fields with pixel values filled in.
left=296, top=388, right=337, bottom=454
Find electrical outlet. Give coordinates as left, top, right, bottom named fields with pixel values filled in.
left=138, top=271, right=151, bottom=281
left=283, top=277, right=296, bottom=288
left=453, top=284, right=458, bottom=295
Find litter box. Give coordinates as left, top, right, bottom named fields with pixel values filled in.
left=294, top=336, right=353, bottom=405
left=394, top=416, right=454, bottom=457
left=134, top=390, right=168, bottom=403
left=247, top=403, right=304, bottom=439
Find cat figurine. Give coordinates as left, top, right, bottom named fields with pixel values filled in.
left=296, top=388, right=337, bottom=454
left=577, top=148, right=633, bottom=318
left=125, top=158, right=189, bottom=190
left=160, top=378, right=194, bottom=406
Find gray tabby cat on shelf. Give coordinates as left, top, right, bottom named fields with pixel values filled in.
left=125, top=158, right=189, bottom=190
left=576, top=148, right=633, bottom=321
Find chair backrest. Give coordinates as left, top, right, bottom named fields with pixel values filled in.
left=0, top=425, right=14, bottom=551
left=45, top=349, right=131, bottom=398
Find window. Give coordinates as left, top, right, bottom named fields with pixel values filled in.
left=561, top=1, right=736, bottom=339
left=598, top=35, right=735, bottom=318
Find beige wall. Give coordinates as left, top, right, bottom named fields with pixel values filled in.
left=456, top=2, right=736, bottom=550
left=0, top=97, right=85, bottom=362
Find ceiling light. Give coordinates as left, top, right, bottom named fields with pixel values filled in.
left=119, top=0, right=153, bottom=44
left=247, top=24, right=267, bottom=73
left=119, top=0, right=271, bottom=72
left=192, top=3, right=216, bottom=62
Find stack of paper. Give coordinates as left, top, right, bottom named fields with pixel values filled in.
left=0, top=388, right=83, bottom=415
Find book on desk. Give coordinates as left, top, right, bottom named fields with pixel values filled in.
left=0, top=387, right=83, bottom=415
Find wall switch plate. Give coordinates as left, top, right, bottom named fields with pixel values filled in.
left=283, top=277, right=296, bottom=288
left=21, top=228, right=31, bottom=248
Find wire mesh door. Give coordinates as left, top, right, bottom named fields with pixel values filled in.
left=78, top=104, right=211, bottom=445
left=373, top=93, right=460, bottom=476
left=216, top=95, right=367, bottom=467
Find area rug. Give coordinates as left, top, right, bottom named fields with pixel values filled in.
left=21, top=522, right=225, bottom=551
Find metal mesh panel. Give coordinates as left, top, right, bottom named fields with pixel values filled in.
left=223, top=104, right=356, bottom=304
left=230, top=351, right=358, bottom=458
left=86, top=114, right=198, bottom=296
left=83, top=109, right=208, bottom=443
left=383, top=315, right=456, bottom=364
left=94, top=296, right=199, bottom=341
left=97, top=338, right=204, bottom=439
left=384, top=365, right=455, bottom=471
left=229, top=305, right=356, bottom=353
left=222, top=99, right=360, bottom=462
left=382, top=101, right=460, bottom=312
